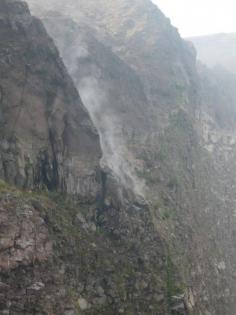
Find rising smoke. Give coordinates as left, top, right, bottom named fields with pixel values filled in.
left=78, top=76, right=145, bottom=197
left=25, top=0, right=145, bottom=197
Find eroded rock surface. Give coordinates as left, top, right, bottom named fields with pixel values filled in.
left=0, top=0, right=101, bottom=199
left=25, top=0, right=236, bottom=313
left=1, top=0, right=236, bottom=314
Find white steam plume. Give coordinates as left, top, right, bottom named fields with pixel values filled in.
left=78, top=76, right=145, bottom=197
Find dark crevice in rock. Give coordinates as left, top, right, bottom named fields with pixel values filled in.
left=98, top=170, right=107, bottom=207
left=48, top=128, right=60, bottom=190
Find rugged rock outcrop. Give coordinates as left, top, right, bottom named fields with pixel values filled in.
left=0, top=0, right=101, bottom=199
left=31, top=12, right=152, bottom=197
left=1, top=0, right=236, bottom=314
left=24, top=0, right=236, bottom=314
left=26, top=0, right=199, bottom=199
left=0, top=2, right=172, bottom=315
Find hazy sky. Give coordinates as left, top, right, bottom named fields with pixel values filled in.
left=152, top=0, right=236, bottom=37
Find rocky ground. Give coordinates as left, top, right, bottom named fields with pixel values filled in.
left=0, top=180, right=180, bottom=315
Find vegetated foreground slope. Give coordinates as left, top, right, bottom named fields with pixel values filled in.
left=1, top=0, right=236, bottom=314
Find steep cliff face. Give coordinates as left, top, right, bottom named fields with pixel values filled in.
left=23, top=1, right=236, bottom=314
left=38, top=13, right=152, bottom=196
left=2, top=0, right=236, bottom=314
left=0, top=0, right=101, bottom=199
left=26, top=0, right=200, bottom=198
left=189, top=34, right=236, bottom=314
left=27, top=0, right=198, bottom=125
left=0, top=2, right=172, bottom=315
left=193, top=61, right=236, bottom=315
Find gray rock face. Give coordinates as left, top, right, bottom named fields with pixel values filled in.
left=26, top=0, right=199, bottom=200
left=35, top=12, right=151, bottom=197
left=0, top=0, right=102, bottom=199
left=24, top=0, right=236, bottom=314
left=0, top=0, right=32, bottom=29
left=1, top=0, right=236, bottom=314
